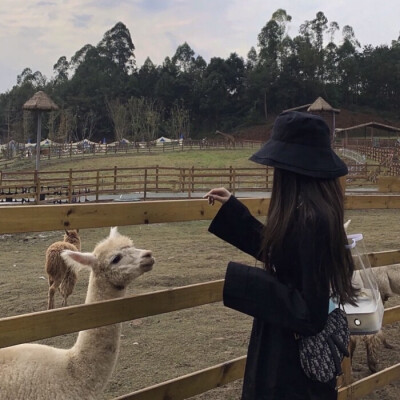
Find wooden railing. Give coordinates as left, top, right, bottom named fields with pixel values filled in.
left=0, top=166, right=274, bottom=204
left=0, top=163, right=394, bottom=206
left=0, top=196, right=399, bottom=399
left=347, top=145, right=400, bottom=176
left=0, top=140, right=262, bottom=170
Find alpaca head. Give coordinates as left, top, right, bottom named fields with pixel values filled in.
left=64, top=229, right=81, bottom=250
left=61, top=227, right=154, bottom=291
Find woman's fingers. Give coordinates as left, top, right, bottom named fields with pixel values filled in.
left=203, top=188, right=231, bottom=204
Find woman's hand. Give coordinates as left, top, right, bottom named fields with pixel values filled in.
left=203, top=187, right=232, bottom=205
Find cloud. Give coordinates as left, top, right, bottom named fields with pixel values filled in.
left=36, top=1, right=56, bottom=6
left=0, top=0, right=399, bottom=93
left=72, top=14, right=93, bottom=28
left=137, top=0, right=174, bottom=13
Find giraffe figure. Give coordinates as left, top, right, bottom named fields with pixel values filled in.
left=215, top=130, right=236, bottom=147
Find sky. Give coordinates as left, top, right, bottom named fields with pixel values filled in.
left=0, top=0, right=399, bottom=94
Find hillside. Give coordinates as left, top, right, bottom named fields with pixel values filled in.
left=234, top=109, right=400, bottom=141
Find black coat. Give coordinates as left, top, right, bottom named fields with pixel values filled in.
left=208, top=196, right=337, bottom=400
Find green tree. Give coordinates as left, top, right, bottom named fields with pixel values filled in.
left=172, top=42, right=195, bottom=73
left=53, top=56, right=69, bottom=85
left=97, top=22, right=136, bottom=74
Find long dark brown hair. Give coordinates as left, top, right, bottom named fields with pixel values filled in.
left=262, top=168, right=358, bottom=306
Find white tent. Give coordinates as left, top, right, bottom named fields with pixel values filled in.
left=40, top=139, right=61, bottom=147
left=78, top=139, right=97, bottom=147
left=155, top=136, right=172, bottom=145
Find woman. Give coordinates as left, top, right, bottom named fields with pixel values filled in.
left=204, top=111, right=357, bottom=400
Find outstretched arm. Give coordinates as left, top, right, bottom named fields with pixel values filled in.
left=205, top=189, right=264, bottom=260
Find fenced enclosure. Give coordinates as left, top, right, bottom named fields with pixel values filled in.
left=0, top=140, right=262, bottom=171
left=0, top=163, right=395, bottom=205
left=0, top=196, right=399, bottom=399
left=2, top=141, right=400, bottom=204
left=0, top=166, right=273, bottom=204
left=346, top=145, right=400, bottom=176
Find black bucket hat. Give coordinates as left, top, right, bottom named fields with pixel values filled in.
left=250, top=111, right=348, bottom=178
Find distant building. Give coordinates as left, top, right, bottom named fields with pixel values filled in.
left=335, top=122, right=400, bottom=147
left=283, top=97, right=340, bottom=141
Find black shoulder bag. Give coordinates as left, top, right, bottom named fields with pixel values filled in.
left=297, top=307, right=350, bottom=383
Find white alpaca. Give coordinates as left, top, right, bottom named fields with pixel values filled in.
left=350, top=264, right=400, bottom=372
left=0, top=227, right=154, bottom=400
left=344, top=220, right=399, bottom=372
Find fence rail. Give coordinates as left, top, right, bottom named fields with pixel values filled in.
left=0, top=140, right=262, bottom=170
left=0, top=166, right=274, bottom=204
left=347, top=145, right=400, bottom=176
left=1, top=197, right=400, bottom=399
left=0, top=162, right=392, bottom=206
left=1, top=195, right=400, bottom=234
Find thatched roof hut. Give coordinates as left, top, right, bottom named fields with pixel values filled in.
left=283, top=97, right=340, bottom=140
left=23, top=91, right=59, bottom=111
left=23, top=91, right=59, bottom=172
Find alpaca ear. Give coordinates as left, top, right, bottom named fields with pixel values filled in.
left=109, top=227, right=119, bottom=237
left=344, top=219, right=351, bottom=233
left=62, top=250, right=96, bottom=271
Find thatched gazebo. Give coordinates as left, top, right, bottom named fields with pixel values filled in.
left=23, top=91, right=59, bottom=171
left=283, top=97, right=340, bottom=141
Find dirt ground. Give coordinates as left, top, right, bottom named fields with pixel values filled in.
left=0, top=208, right=399, bottom=399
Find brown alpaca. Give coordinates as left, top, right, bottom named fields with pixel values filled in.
left=45, top=230, right=81, bottom=309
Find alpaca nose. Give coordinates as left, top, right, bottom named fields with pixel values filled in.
left=142, top=250, right=152, bottom=258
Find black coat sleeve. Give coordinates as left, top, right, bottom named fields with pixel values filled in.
left=223, top=262, right=325, bottom=335
left=208, top=195, right=264, bottom=260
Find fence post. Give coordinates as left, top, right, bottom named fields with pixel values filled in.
left=114, top=166, right=117, bottom=192
left=181, top=168, right=185, bottom=192
left=144, top=168, right=148, bottom=201
left=35, top=176, right=41, bottom=205
left=232, top=168, right=236, bottom=196
left=156, top=165, right=159, bottom=193
left=69, top=143, right=72, bottom=158
left=188, top=168, right=192, bottom=198
left=68, top=169, right=73, bottom=203
left=191, top=166, right=195, bottom=196
left=96, top=170, right=100, bottom=202
left=229, top=166, right=233, bottom=191
left=338, top=355, right=352, bottom=388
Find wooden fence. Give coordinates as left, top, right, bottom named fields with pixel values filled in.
left=0, top=140, right=262, bottom=170
left=348, top=145, right=400, bottom=176
left=0, top=166, right=274, bottom=204
left=345, top=162, right=382, bottom=185
left=0, top=196, right=400, bottom=399
left=0, top=163, right=393, bottom=206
